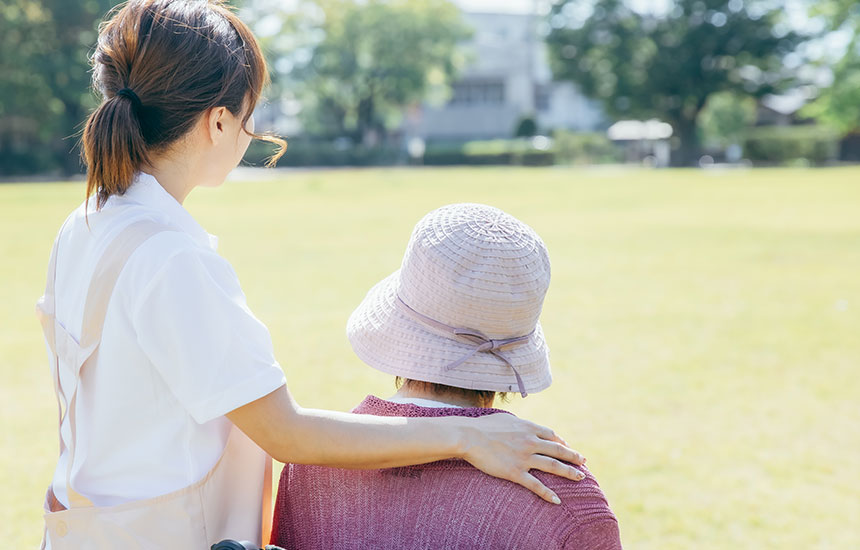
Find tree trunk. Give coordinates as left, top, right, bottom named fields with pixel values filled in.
left=840, top=132, right=860, bottom=162
left=58, top=101, right=85, bottom=176
left=357, top=92, right=377, bottom=147
left=670, top=117, right=702, bottom=167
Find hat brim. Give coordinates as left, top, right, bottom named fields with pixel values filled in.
left=347, top=270, right=552, bottom=394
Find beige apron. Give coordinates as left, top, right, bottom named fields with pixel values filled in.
left=36, top=220, right=273, bottom=549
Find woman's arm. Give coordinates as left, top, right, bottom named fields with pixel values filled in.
left=226, top=384, right=587, bottom=504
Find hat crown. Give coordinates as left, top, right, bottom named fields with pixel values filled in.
left=397, top=204, right=550, bottom=339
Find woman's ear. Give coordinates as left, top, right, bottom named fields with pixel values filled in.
left=205, top=106, right=228, bottom=145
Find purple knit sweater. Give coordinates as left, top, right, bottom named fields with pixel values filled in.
left=272, top=396, right=622, bottom=549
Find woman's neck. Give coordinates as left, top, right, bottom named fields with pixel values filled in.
left=143, top=150, right=200, bottom=205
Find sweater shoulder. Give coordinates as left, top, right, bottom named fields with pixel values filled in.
left=535, top=467, right=621, bottom=546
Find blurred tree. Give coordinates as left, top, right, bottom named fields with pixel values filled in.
left=698, top=91, right=757, bottom=149
left=803, top=0, right=860, bottom=135
left=803, top=52, right=860, bottom=135
left=247, top=0, right=470, bottom=145
left=546, top=0, right=804, bottom=166
left=0, top=0, right=114, bottom=175
left=514, top=115, right=538, bottom=137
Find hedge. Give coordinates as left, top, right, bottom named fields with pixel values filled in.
left=243, top=140, right=402, bottom=167
left=743, top=125, right=840, bottom=165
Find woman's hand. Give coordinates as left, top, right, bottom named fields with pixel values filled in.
left=457, top=413, right=587, bottom=504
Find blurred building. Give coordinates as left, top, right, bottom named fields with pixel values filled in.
left=756, top=91, right=814, bottom=127
left=405, top=4, right=604, bottom=141
left=252, top=1, right=606, bottom=143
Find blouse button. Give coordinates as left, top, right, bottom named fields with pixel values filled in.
left=55, top=520, right=68, bottom=537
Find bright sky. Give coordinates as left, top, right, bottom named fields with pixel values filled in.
left=454, top=0, right=674, bottom=15
left=453, top=0, right=545, bottom=14
left=455, top=0, right=810, bottom=24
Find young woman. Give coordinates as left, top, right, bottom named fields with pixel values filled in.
left=36, top=1, right=585, bottom=548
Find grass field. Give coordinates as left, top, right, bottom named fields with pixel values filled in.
left=1, top=166, right=859, bottom=548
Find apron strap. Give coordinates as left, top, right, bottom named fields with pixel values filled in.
left=78, top=221, right=173, bottom=352
left=35, top=218, right=72, bottom=493
left=39, top=219, right=173, bottom=509
left=261, top=456, right=273, bottom=545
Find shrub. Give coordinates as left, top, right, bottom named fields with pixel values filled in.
left=243, top=139, right=401, bottom=167
left=244, top=137, right=560, bottom=168
left=552, top=130, right=623, bottom=165
left=743, top=125, right=840, bottom=166
left=425, top=139, right=554, bottom=166
left=514, top=115, right=538, bottom=137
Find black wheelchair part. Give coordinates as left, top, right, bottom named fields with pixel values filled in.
left=211, top=540, right=285, bottom=550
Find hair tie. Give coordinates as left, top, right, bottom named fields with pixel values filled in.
left=116, top=87, right=142, bottom=111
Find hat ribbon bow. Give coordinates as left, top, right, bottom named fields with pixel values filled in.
left=394, top=296, right=532, bottom=397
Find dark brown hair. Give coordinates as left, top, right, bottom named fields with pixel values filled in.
left=82, top=0, right=285, bottom=209
left=395, top=377, right=510, bottom=408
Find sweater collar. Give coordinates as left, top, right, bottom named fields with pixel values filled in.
left=353, top=395, right=511, bottom=418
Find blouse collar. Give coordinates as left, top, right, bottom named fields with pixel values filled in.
left=108, top=172, right=219, bottom=251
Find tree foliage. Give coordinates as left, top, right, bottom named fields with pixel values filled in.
left=803, top=0, right=860, bottom=134
left=698, top=91, right=757, bottom=148
left=249, top=0, right=470, bottom=144
left=804, top=50, right=860, bottom=135
left=0, top=0, right=114, bottom=175
left=546, top=0, right=804, bottom=165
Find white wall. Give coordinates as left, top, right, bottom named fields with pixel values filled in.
left=412, top=10, right=604, bottom=140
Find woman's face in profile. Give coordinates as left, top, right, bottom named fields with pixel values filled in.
left=224, top=97, right=255, bottom=171
left=236, top=100, right=255, bottom=162
left=199, top=98, right=255, bottom=188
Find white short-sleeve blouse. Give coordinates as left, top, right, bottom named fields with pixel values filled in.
left=44, top=172, right=286, bottom=508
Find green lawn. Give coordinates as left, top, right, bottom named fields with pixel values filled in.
left=2, top=166, right=858, bottom=548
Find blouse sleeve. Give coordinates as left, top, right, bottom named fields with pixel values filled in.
left=130, top=238, right=286, bottom=424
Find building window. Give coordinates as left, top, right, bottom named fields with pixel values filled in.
left=449, top=80, right=506, bottom=106
left=534, top=85, right=551, bottom=112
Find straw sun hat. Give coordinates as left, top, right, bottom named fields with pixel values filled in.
left=347, top=203, right=552, bottom=396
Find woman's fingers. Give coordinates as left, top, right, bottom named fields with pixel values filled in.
left=533, top=438, right=587, bottom=467
left=529, top=453, right=585, bottom=482
left=533, top=423, right=565, bottom=444
left=515, top=471, right=562, bottom=505
left=461, top=413, right=588, bottom=503
left=530, top=422, right=585, bottom=465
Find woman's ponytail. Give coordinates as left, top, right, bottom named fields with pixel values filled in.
left=81, top=0, right=286, bottom=211
left=82, top=89, right=150, bottom=209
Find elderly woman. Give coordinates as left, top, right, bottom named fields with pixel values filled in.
left=272, top=204, right=623, bottom=549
